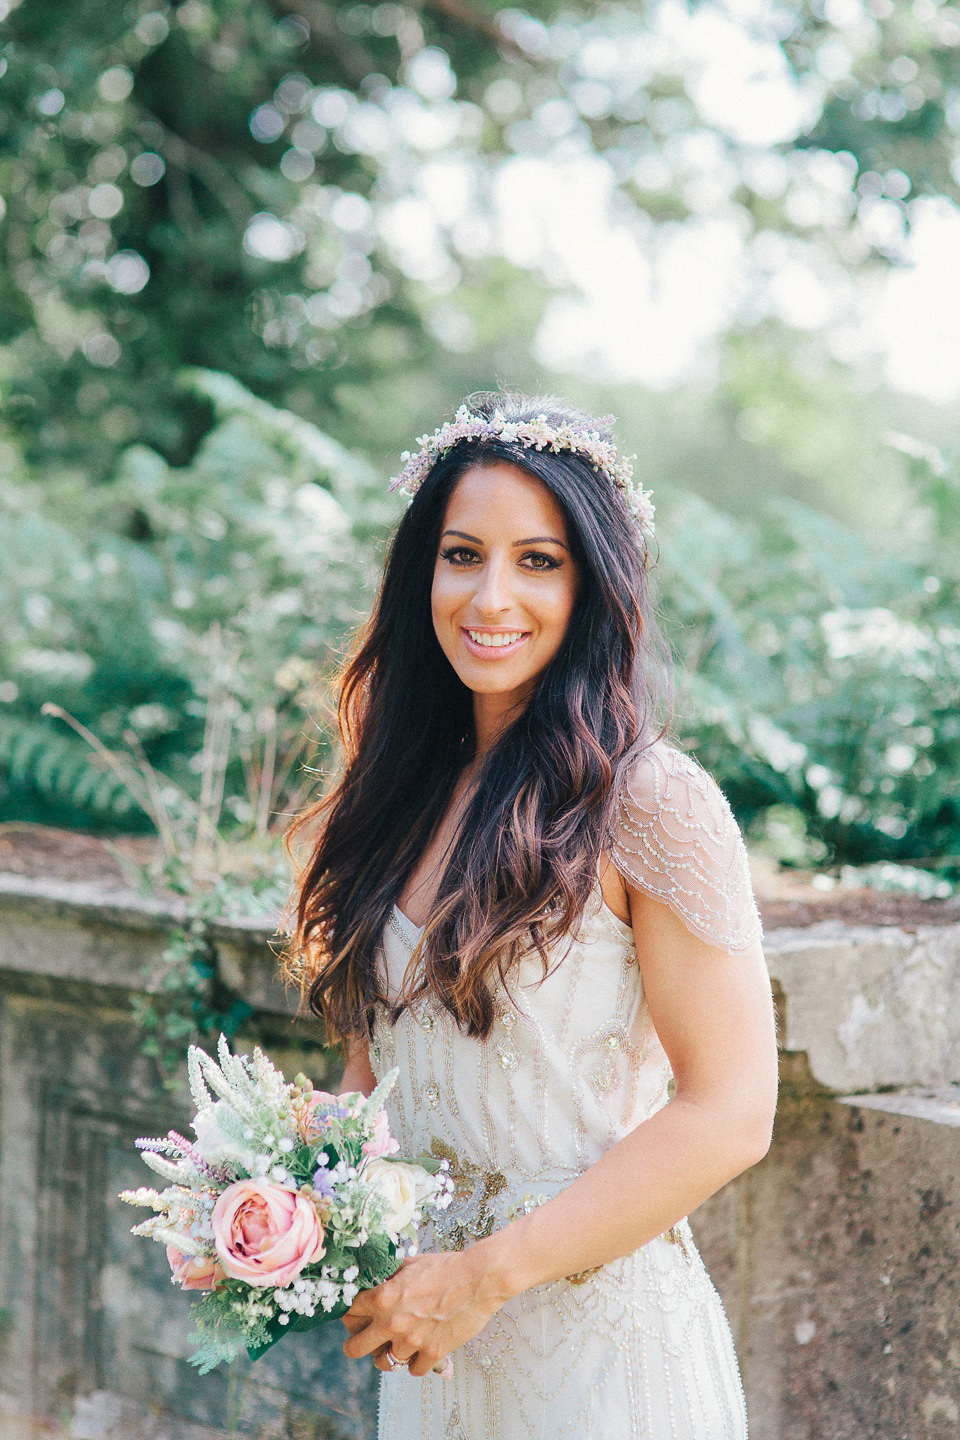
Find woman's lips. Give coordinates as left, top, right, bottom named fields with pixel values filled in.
left=460, top=628, right=531, bottom=659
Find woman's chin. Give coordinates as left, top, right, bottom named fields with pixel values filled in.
left=453, top=661, right=540, bottom=702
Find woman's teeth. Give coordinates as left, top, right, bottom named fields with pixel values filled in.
left=467, top=630, right=524, bottom=647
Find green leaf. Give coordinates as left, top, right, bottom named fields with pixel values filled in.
left=246, top=1304, right=346, bottom=1364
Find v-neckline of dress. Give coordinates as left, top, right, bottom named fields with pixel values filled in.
left=391, top=902, right=425, bottom=939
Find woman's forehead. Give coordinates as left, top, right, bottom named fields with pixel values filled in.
left=443, top=462, right=569, bottom=537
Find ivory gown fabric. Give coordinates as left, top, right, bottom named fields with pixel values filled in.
left=369, top=742, right=764, bottom=1440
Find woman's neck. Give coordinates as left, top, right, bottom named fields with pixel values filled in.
left=472, top=687, right=532, bottom=757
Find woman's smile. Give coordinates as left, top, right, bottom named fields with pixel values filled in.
left=461, top=626, right=532, bottom=657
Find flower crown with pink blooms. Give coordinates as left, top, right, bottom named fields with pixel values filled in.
left=388, top=405, right=656, bottom=543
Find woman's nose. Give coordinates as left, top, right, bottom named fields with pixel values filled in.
left=472, top=557, right=512, bottom=614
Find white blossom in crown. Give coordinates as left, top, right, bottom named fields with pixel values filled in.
left=388, top=406, right=655, bottom=544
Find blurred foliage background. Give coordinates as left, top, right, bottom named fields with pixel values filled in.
left=2, top=0, right=959, bottom=892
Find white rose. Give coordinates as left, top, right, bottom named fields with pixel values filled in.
left=364, top=1159, right=421, bottom=1240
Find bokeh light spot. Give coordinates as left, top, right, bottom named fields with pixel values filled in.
left=98, top=67, right=134, bottom=103
left=130, top=152, right=165, bottom=187
left=106, top=250, right=150, bottom=294
left=250, top=104, right=285, bottom=143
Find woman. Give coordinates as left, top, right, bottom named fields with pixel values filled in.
left=287, top=393, right=778, bottom=1438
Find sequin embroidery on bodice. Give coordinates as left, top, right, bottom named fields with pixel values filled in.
left=371, top=889, right=670, bottom=1223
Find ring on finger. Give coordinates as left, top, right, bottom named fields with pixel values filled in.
left=385, top=1347, right=408, bottom=1370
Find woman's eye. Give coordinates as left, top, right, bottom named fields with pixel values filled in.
left=439, top=545, right=479, bottom=566
left=522, top=551, right=561, bottom=571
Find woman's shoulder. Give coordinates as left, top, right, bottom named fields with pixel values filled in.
left=614, top=738, right=733, bottom=824
left=607, top=738, right=763, bottom=953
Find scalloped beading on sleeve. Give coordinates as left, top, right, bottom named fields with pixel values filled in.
left=609, top=743, right=763, bottom=953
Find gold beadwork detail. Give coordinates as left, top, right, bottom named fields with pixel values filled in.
left=590, top=1060, right=617, bottom=1095
left=661, top=1223, right=691, bottom=1254
left=567, top=1263, right=602, bottom=1286
left=429, top=1138, right=507, bottom=1251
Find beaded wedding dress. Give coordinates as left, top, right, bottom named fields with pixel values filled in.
left=369, top=741, right=764, bottom=1440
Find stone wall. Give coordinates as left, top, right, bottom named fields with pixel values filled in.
left=0, top=875, right=375, bottom=1440
left=696, top=925, right=960, bottom=1440
left=0, top=872, right=958, bottom=1440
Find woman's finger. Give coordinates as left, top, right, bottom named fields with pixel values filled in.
left=345, top=1287, right=378, bottom=1319
left=373, top=1342, right=417, bottom=1373
left=343, top=1320, right=392, bottom=1360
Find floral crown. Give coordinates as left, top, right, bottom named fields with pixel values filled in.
left=388, top=406, right=655, bottom=542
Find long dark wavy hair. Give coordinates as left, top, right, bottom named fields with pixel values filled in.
left=284, top=393, right=672, bottom=1043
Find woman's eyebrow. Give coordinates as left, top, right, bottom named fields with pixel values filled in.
left=440, top=528, right=570, bottom=553
left=513, top=535, right=568, bottom=550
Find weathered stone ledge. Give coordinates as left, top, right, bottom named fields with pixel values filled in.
left=0, top=870, right=295, bottom=1020
left=4, top=871, right=960, bottom=1097
left=839, top=1084, right=960, bottom=1127
left=765, top=920, right=960, bottom=1092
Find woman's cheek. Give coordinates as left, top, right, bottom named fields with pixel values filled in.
left=525, top=575, right=575, bottom=636
left=431, top=568, right=462, bottom=625
left=434, top=577, right=482, bottom=647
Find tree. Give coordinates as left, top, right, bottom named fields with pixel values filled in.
left=3, top=0, right=959, bottom=480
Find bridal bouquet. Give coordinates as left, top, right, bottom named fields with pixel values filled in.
left=121, top=1036, right=450, bottom=1373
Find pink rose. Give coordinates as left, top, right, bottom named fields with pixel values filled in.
left=362, top=1109, right=400, bottom=1160
left=165, top=1246, right=224, bottom=1291
left=211, top=1179, right=325, bottom=1287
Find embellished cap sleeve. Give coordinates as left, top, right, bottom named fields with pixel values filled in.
left=608, top=742, right=763, bottom=953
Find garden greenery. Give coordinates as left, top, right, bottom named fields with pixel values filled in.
left=0, top=371, right=382, bottom=829
left=659, top=449, right=960, bottom=881
left=2, top=372, right=958, bottom=891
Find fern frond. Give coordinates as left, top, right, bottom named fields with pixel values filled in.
left=0, top=715, right=142, bottom=823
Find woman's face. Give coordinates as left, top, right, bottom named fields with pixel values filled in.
left=431, top=461, right=579, bottom=716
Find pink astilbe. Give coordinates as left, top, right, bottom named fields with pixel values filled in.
left=136, top=1131, right=233, bottom=1185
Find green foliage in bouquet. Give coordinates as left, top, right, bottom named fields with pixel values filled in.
left=201, top=1225, right=400, bottom=1370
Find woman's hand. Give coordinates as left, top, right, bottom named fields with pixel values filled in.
left=341, top=1248, right=507, bottom=1378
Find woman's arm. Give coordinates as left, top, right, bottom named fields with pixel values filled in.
left=338, top=1035, right=377, bottom=1097
left=342, top=882, right=778, bottom=1376
left=472, top=882, right=777, bottom=1285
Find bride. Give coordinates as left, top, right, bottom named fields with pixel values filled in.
left=286, top=393, right=778, bottom=1438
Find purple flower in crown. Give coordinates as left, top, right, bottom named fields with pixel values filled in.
left=387, top=405, right=654, bottom=544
